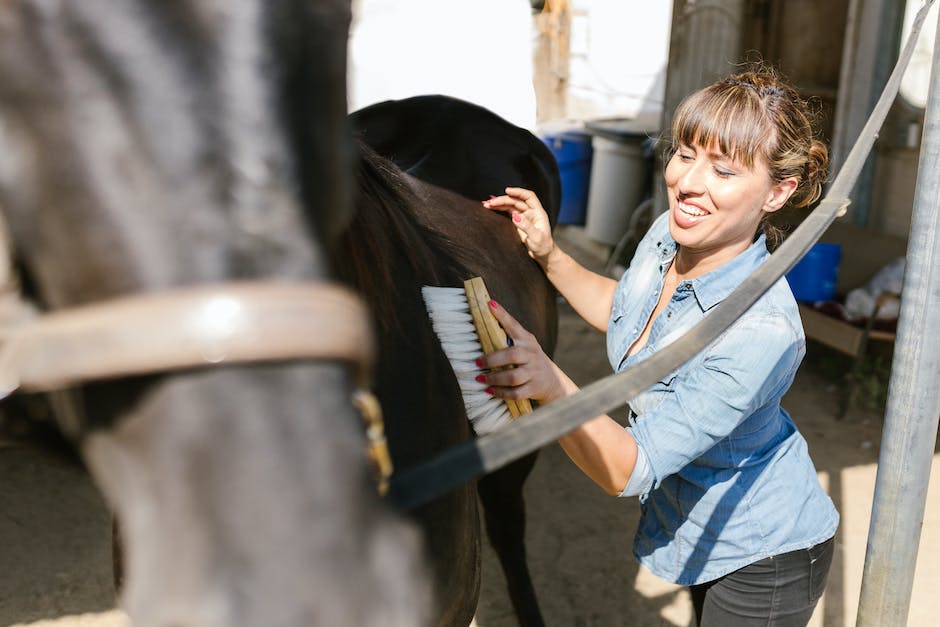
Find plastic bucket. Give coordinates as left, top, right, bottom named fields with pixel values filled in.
left=786, top=242, right=842, bottom=302
left=584, top=135, right=650, bottom=245
left=541, top=131, right=593, bottom=225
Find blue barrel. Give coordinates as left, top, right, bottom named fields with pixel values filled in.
left=786, top=242, right=842, bottom=302
left=541, top=131, right=593, bottom=225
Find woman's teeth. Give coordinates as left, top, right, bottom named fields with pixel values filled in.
left=678, top=200, right=707, bottom=217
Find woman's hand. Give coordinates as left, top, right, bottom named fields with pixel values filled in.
left=477, top=300, right=577, bottom=405
left=482, top=187, right=556, bottom=266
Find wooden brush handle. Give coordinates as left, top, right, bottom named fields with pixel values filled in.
left=464, top=277, right=533, bottom=418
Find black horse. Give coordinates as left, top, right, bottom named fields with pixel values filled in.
left=0, top=2, right=429, bottom=626
left=338, top=95, right=561, bottom=626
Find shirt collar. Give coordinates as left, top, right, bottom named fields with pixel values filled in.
left=658, top=231, right=771, bottom=312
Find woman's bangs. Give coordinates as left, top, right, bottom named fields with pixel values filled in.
left=673, top=90, right=770, bottom=167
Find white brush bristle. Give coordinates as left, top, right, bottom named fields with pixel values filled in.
left=422, top=285, right=512, bottom=435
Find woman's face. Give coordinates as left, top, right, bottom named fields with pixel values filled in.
left=664, top=141, right=796, bottom=273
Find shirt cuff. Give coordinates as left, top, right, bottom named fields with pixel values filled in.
left=619, top=441, right=653, bottom=497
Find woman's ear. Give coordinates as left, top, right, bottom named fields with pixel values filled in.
left=764, top=176, right=799, bottom=213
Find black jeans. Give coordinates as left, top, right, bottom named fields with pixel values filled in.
left=689, top=537, right=835, bottom=626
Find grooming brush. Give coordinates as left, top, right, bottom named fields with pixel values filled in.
left=422, top=276, right=533, bottom=436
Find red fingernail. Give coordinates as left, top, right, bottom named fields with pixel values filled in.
left=512, top=213, right=522, bottom=223
left=475, top=358, right=483, bottom=368
left=485, top=388, right=495, bottom=395
left=489, top=300, right=498, bottom=310
left=475, top=374, right=487, bottom=383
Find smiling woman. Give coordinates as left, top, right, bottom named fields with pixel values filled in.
left=667, top=68, right=829, bottom=254
left=479, top=64, right=838, bottom=627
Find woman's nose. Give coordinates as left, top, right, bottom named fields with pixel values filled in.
left=678, top=160, right=706, bottom=193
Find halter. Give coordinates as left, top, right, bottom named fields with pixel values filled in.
left=0, top=219, right=392, bottom=493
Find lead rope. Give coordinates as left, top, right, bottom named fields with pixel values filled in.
left=386, top=0, right=938, bottom=511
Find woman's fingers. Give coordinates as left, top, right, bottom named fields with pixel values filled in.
left=480, top=344, right=524, bottom=371
left=482, top=187, right=544, bottom=214
left=477, top=300, right=565, bottom=403
left=480, top=349, right=539, bottom=401
left=504, top=186, right=543, bottom=209
left=482, top=196, right=530, bottom=216
left=483, top=363, right=530, bottom=388
left=482, top=187, right=555, bottom=262
left=486, top=300, right=530, bottom=345
left=489, top=380, right=537, bottom=401
left=478, top=302, right=529, bottom=371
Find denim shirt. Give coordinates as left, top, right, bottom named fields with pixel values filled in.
left=608, top=212, right=839, bottom=586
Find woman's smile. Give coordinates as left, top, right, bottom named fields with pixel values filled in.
left=663, top=140, right=796, bottom=275
left=674, top=198, right=709, bottom=227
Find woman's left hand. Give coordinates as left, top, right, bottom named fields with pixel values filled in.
left=482, top=187, right=556, bottom=267
left=478, top=300, right=577, bottom=404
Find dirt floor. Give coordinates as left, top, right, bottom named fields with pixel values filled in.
left=1, top=226, right=938, bottom=627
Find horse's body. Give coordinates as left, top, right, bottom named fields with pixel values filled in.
left=337, top=96, right=561, bottom=626
left=0, top=2, right=429, bottom=626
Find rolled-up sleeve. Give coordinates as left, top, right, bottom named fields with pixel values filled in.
left=625, top=313, right=802, bottom=496
left=620, top=442, right=653, bottom=496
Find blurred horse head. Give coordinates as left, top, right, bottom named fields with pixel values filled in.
left=0, top=2, right=429, bottom=626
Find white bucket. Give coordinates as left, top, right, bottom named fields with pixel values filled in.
left=584, top=136, right=649, bottom=246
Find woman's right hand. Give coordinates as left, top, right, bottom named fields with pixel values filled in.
left=478, top=299, right=576, bottom=405
left=483, top=187, right=555, bottom=266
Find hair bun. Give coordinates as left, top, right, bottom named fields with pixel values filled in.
left=791, top=139, right=829, bottom=209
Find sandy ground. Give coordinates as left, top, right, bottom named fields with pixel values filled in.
left=1, top=227, right=938, bottom=627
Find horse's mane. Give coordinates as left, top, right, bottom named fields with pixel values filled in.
left=329, top=140, right=476, bottom=334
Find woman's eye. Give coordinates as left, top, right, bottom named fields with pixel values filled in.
left=714, top=167, right=734, bottom=178
left=679, top=153, right=694, bottom=162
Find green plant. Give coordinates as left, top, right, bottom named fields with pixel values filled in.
left=849, top=353, right=892, bottom=410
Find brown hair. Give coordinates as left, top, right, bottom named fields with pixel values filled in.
left=668, top=64, right=829, bottom=249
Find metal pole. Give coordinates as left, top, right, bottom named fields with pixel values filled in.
left=856, top=7, right=940, bottom=626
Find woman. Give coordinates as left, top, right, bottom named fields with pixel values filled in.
left=479, top=67, right=839, bottom=626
